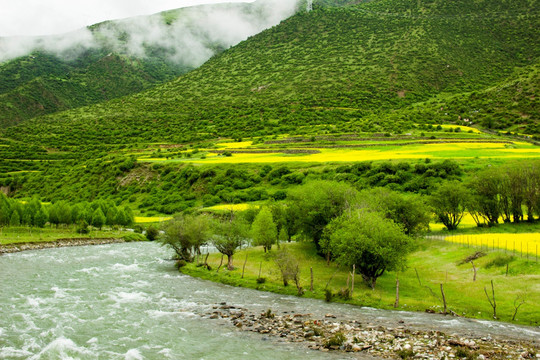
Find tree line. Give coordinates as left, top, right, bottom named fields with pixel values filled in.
left=0, top=194, right=134, bottom=230
left=431, top=161, right=540, bottom=230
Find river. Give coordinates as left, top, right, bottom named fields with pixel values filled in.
left=1, top=242, right=538, bottom=359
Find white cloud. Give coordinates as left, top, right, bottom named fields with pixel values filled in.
left=0, top=0, right=301, bottom=65
left=0, top=0, right=256, bottom=37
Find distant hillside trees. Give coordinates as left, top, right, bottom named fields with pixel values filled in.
left=0, top=194, right=133, bottom=229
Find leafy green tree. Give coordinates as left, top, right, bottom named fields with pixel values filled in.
left=288, top=180, right=358, bottom=248
left=159, top=214, right=213, bottom=262
left=468, top=169, right=501, bottom=226
left=0, top=194, right=12, bottom=226
left=212, top=215, right=249, bottom=270
left=251, top=207, right=277, bottom=252
left=34, top=209, right=48, bottom=228
left=359, top=188, right=430, bottom=235
left=106, top=207, right=118, bottom=226
left=430, top=181, right=469, bottom=231
left=91, top=207, right=106, bottom=229
left=323, top=210, right=410, bottom=289
left=10, top=210, right=20, bottom=226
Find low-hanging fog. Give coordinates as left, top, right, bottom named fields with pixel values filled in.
left=0, top=0, right=301, bottom=66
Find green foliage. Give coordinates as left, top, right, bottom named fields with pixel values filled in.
left=430, top=181, right=469, bottom=231
left=485, top=255, right=515, bottom=269
left=91, top=208, right=106, bottom=229
left=324, top=332, right=346, bottom=348
left=145, top=226, right=159, bottom=241
left=212, top=214, right=249, bottom=270
left=4, top=0, right=538, bottom=146
left=159, top=213, right=213, bottom=262
left=122, top=233, right=147, bottom=242
left=76, top=220, right=90, bottom=234
left=323, top=210, right=411, bottom=289
left=251, top=207, right=277, bottom=252
left=359, top=187, right=431, bottom=235
left=288, top=180, right=358, bottom=248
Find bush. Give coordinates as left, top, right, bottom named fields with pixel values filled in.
left=76, top=220, right=90, bottom=234
left=325, top=289, right=333, bottom=302
left=324, top=332, right=346, bottom=348
left=485, top=255, right=515, bottom=269
left=145, top=226, right=159, bottom=241
left=175, top=259, right=187, bottom=269
left=123, top=233, right=146, bottom=242
left=256, top=277, right=267, bottom=284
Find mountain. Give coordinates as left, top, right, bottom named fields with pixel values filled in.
left=0, top=0, right=305, bottom=128
left=2, top=0, right=539, bottom=148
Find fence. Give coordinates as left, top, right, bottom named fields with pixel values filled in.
left=430, top=234, right=539, bottom=263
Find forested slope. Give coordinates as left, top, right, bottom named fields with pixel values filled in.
left=3, top=0, right=538, bottom=147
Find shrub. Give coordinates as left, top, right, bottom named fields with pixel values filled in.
left=324, top=332, right=346, bottom=348
left=123, top=233, right=146, bottom=242
left=325, top=289, right=333, bottom=302
left=145, top=226, right=159, bottom=241
left=76, top=220, right=90, bottom=234
left=485, top=255, right=515, bottom=269
left=256, top=277, right=267, bottom=284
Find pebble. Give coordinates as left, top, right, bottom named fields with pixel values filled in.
left=201, top=303, right=539, bottom=359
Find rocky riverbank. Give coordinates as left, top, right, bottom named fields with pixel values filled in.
left=203, top=302, right=539, bottom=359
left=0, top=238, right=126, bottom=254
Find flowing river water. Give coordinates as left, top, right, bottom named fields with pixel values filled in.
left=1, top=242, right=538, bottom=359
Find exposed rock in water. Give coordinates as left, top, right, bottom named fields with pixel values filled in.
left=201, top=302, right=539, bottom=359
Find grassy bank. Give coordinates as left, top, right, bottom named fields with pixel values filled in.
left=0, top=226, right=133, bottom=245
left=180, top=240, right=540, bottom=326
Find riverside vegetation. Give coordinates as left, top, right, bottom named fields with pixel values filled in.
left=0, top=0, right=538, bottom=347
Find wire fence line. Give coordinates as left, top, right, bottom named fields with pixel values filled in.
left=426, top=234, right=539, bottom=263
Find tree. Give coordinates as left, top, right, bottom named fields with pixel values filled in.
left=323, top=210, right=410, bottom=289
left=91, top=207, right=106, bottom=230
left=430, top=181, right=469, bottom=231
left=10, top=210, right=20, bottom=226
left=34, top=209, right=48, bottom=228
left=251, top=207, right=277, bottom=252
left=359, top=188, right=430, bottom=235
left=468, top=170, right=501, bottom=226
left=288, top=181, right=358, bottom=248
left=159, top=214, right=213, bottom=262
left=146, top=226, right=159, bottom=241
left=212, top=215, right=249, bottom=270
left=275, top=247, right=302, bottom=294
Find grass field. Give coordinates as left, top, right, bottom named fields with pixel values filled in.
left=0, top=226, right=130, bottom=245
left=181, top=240, right=540, bottom=326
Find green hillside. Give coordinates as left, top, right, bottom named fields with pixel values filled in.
left=3, top=0, right=537, bottom=148
left=0, top=0, right=300, bottom=128
left=0, top=52, right=185, bottom=127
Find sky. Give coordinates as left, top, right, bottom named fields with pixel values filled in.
left=0, top=0, right=255, bottom=37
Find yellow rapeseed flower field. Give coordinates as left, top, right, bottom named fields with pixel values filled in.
left=204, top=203, right=259, bottom=211
left=134, top=216, right=172, bottom=223
left=193, top=142, right=540, bottom=164
left=446, top=233, right=540, bottom=257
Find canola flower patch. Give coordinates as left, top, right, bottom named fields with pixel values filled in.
left=446, top=233, right=540, bottom=256
left=204, top=203, right=260, bottom=212
left=134, top=216, right=172, bottom=223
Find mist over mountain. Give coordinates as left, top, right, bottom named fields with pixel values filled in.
left=0, top=0, right=307, bottom=127
left=0, top=0, right=300, bottom=66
